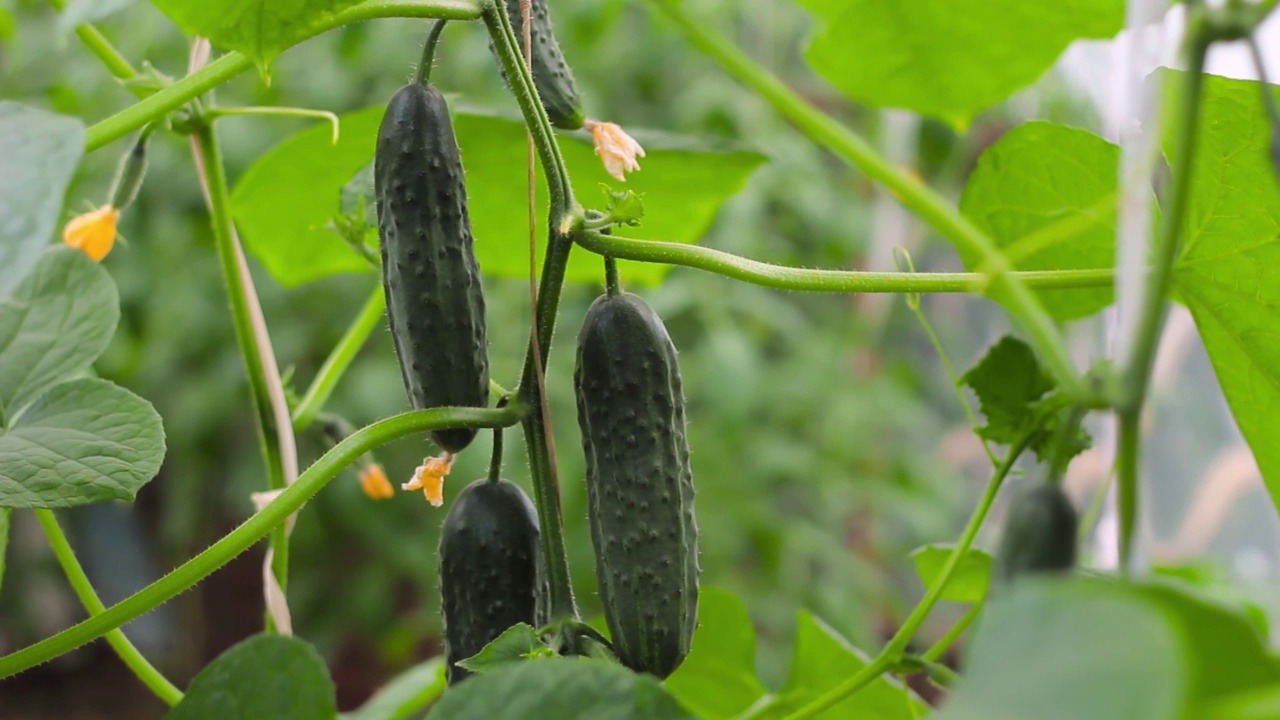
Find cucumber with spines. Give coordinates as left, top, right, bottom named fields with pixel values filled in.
left=996, top=483, right=1078, bottom=583
left=492, top=0, right=585, bottom=130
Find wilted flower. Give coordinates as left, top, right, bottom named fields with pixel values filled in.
left=63, top=206, right=119, bottom=261
left=402, top=453, right=454, bottom=507
left=359, top=463, right=395, bottom=500
left=585, top=120, right=645, bottom=182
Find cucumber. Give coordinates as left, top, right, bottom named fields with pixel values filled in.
left=574, top=292, right=698, bottom=679
left=439, top=478, right=544, bottom=685
left=375, top=80, right=489, bottom=453
left=493, top=0, right=585, bottom=130
left=996, top=483, right=1078, bottom=583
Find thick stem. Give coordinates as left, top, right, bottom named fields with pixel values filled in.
left=1116, top=409, right=1141, bottom=575
left=194, top=127, right=293, bottom=629
left=0, top=406, right=521, bottom=679
left=292, top=285, right=387, bottom=431
left=83, top=1, right=486, bottom=152
left=34, top=509, right=184, bottom=706
left=781, top=435, right=1032, bottom=720
left=578, top=230, right=1115, bottom=294
left=46, top=0, right=138, bottom=81
left=645, top=0, right=1084, bottom=399
left=604, top=256, right=621, bottom=296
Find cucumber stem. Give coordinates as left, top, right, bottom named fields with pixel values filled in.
left=604, top=256, right=621, bottom=296
left=415, top=19, right=449, bottom=85
left=488, top=399, right=508, bottom=483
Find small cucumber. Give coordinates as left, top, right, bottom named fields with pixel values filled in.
left=996, top=483, right=1078, bottom=583
left=439, top=478, right=544, bottom=685
left=575, top=291, right=698, bottom=679
left=493, top=0, right=585, bottom=130
left=375, top=80, right=489, bottom=453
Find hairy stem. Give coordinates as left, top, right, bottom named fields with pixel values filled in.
left=83, top=1, right=486, bottom=152
left=645, top=0, right=1084, bottom=399
left=579, top=230, right=1114, bottom=294
left=782, top=436, right=1032, bottom=720
left=34, top=509, right=184, bottom=706
left=0, top=406, right=521, bottom=678
left=292, top=284, right=387, bottom=431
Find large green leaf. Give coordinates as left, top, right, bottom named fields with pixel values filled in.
left=0, top=378, right=164, bottom=508
left=0, top=247, right=119, bottom=418
left=341, top=658, right=445, bottom=720
left=797, top=0, right=1124, bottom=126
left=0, top=103, right=85, bottom=295
left=149, top=0, right=364, bottom=71
left=424, top=657, right=695, bottom=720
left=910, top=544, right=992, bottom=604
left=959, top=121, right=1118, bottom=320
left=1168, top=73, right=1280, bottom=511
left=935, top=579, right=1187, bottom=720
left=748, top=612, right=925, bottom=720
left=166, top=634, right=337, bottom=720
left=231, top=106, right=765, bottom=287
left=664, top=587, right=767, bottom=719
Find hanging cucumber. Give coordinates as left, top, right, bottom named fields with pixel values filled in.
left=492, top=0, right=585, bottom=130
left=376, top=23, right=489, bottom=453
left=996, top=483, right=1078, bottom=583
left=575, top=291, right=698, bottom=679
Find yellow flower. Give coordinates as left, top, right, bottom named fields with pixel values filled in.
left=359, top=463, right=395, bottom=500
left=401, top=453, right=454, bottom=507
left=585, top=120, right=646, bottom=182
left=63, top=206, right=120, bottom=262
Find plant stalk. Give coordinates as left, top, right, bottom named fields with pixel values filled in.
left=292, top=285, right=387, bottom=431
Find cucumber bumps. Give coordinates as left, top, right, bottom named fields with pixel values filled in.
left=375, top=76, right=489, bottom=453
left=494, top=0, right=585, bottom=130
left=575, top=291, right=698, bottom=679
left=996, top=483, right=1078, bottom=583
left=439, top=478, right=544, bottom=685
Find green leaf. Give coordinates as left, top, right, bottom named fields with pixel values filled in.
left=341, top=658, right=445, bottom=720
left=425, top=657, right=695, bottom=720
left=456, top=623, right=555, bottom=674
left=664, top=587, right=768, bottom=719
left=601, top=185, right=646, bottom=227
left=797, top=0, right=1124, bottom=126
left=1167, top=72, right=1280, bottom=514
left=910, top=544, right=992, bottom=604
left=934, top=579, right=1188, bottom=720
left=0, top=103, right=85, bottom=295
left=0, top=247, right=120, bottom=418
left=166, top=634, right=337, bottom=720
left=959, top=121, right=1119, bottom=320
left=0, top=378, right=164, bottom=508
left=749, top=612, right=925, bottom=720
left=232, top=106, right=765, bottom=287
left=0, top=507, right=10, bottom=596
left=149, top=0, right=363, bottom=72
left=960, top=335, right=1090, bottom=463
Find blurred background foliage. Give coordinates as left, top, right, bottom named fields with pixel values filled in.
left=2, top=0, right=1276, bottom=717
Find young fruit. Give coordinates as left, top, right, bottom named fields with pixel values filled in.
left=574, top=291, right=698, bottom=679
left=375, top=80, right=489, bottom=453
left=439, top=478, right=543, bottom=685
left=996, top=483, right=1078, bottom=583
left=493, top=0, right=585, bottom=130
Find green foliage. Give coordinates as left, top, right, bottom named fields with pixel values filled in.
left=424, top=657, right=695, bottom=720
left=959, top=121, right=1120, bottom=320
left=910, top=544, right=991, bottom=604
left=455, top=624, right=554, bottom=674
left=340, top=658, right=446, bottom=720
left=166, top=634, right=338, bottom=720
left=1166, top=72, right=1280, bottom=513
left=0, top=103, right=84, bottom=294
left=748, top=612, right=925, bottom=719
left=150, top=0, right=364, bottom=72
left=960, top=335, right=1089, bottom=463
left=664, top=587, right=768, bottom=719
left=231, top=108, right=764, bottom=286
left=797, top=0, right=1124, bottom=126
left=0, top=507, right=8, bottom=595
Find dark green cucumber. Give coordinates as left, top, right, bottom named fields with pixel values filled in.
left=439, top=478, right=543, bottom=685
left=575, top=292, right=698, bottom=679
left=375, top=81, right=489, bottom=453
left=492, top=0, right=585, bottom=130
left=996, top=483, right=1078, bottom=583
